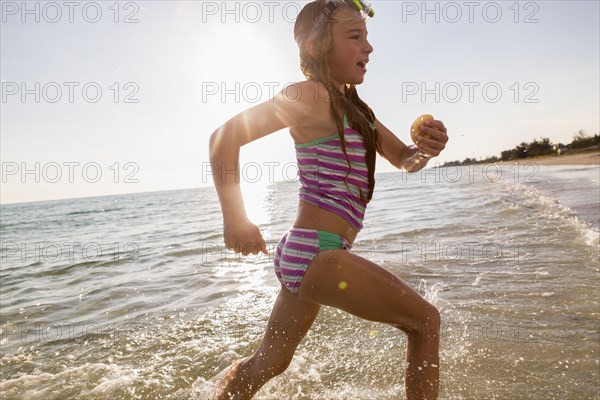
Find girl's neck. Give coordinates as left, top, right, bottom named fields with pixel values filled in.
left=333, top=80, right=346, bottom=94
left=308, top=77, right=347, bottom=95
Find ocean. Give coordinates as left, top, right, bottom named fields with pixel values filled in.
left=1, top=164, right=598, bottom=399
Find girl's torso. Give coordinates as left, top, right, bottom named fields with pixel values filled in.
left=288, top=81, right=363, bottom=245
left=293, top=201, right=359, bottom=245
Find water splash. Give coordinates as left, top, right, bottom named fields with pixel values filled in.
left=417, top=279, right=448, bottom=309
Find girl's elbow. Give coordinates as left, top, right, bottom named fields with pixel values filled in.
left=208, top=131, right=219, bottom=160
left=208, top=127, right=241, bottom=159
left=209, top=130, right=228, bottom=162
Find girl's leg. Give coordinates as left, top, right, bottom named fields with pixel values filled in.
left=217, top=286, right=321, bottom=400
left=298, top=249, right=440, bottom=400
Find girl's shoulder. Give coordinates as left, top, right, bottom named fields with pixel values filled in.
left=277, top=80, right=332, bottom=127
left=281, top=80, right=331, bottom=109
left=284, top=80, right=338, bottom=142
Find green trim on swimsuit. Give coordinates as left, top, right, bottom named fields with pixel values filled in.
left=295, top=133, right=339, bottom=148
left=317, top=230, right=344, bottom=251
left=294, top=114, right=375, bottom=148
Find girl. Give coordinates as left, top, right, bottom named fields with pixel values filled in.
left=209, top=0, right=448, bottom=398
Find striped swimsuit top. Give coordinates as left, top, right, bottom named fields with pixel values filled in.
left=295, top=114, right=375, bottom=231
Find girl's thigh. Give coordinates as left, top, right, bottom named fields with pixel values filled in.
left=298, top=249, right=438, bottom=331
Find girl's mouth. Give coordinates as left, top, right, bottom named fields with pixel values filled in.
left=357, top=61, right=367, bottom=73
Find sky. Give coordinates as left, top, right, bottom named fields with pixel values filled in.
left=1, top=0, right=599, bottom=204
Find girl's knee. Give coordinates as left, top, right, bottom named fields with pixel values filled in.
left=425, top=305, right=441, bottom=329
left=425, top=306, right=441, bottom=340
left=395, top=304, right=440, bottom=336
left=415, top=305, right=440, bottom=342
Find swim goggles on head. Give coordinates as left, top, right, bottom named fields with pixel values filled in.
left=336, top=0, right=375, bottom=18
left=307, top=0, right=375, bottom=42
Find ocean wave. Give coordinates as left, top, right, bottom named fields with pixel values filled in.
left=65, top=207, right=124, bottom=216
left=498, top=179, right=599, bottom=248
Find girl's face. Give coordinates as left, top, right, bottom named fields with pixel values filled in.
left=327, top=7, right=374, bottom=90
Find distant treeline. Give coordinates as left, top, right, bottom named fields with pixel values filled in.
left=442, top=130, right=600, bottom=167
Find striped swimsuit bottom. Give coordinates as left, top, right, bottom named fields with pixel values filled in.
left=274, top=227, right=352, bottom=295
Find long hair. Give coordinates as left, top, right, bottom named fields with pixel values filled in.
left=293, top=0, right=383, bottom=203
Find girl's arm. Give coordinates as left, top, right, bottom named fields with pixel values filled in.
left=374, top=118, right=448, bottom=172
left=208, top=82, right=314, bottom=254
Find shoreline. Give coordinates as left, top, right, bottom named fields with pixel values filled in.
left=441, top=151, right=599, bottom=167
left=493, top=151, right=599, bottom=166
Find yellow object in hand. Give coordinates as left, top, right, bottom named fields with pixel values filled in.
left=410, top=114, right=435, bottom=144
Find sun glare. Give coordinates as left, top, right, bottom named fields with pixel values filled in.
left=203, top=21, right=285, bottom=84
left=199, top=13, right=292, bottom=230
left=241, top=180, right=270, bottom=226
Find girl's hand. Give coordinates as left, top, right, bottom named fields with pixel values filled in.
left=415, top=119, right=448, bottom=157
left=223, top=217, right=268, bottom=256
